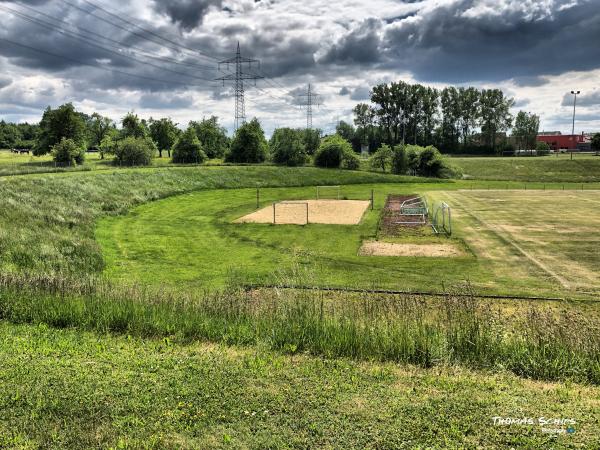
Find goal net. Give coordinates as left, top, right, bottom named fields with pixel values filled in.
left=316, top=185, right=341, bottom=199
left=272, top=201, right=309, bottom=224
left=431, top=202, right=452, bottom=235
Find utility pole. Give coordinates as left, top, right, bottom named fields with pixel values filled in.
left=297, top=83, right=321, bottom=129
left=570, top=90, right=580, bottom=161
left=217, top=42, right=263, bottom=132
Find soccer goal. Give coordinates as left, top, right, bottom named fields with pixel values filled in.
left=272, top=201, right=309, bottom=224
left=316, top=185, right=341, bottom=200
left=431, top=202, right=452, bottom=235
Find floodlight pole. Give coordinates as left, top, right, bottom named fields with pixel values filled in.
left=570, top=90, right=580, bottom=161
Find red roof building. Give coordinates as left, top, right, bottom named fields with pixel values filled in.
left=536, top=133, right=589, bottom=151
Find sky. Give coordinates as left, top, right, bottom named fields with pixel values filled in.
left=0, top=0, right=599, bottom=136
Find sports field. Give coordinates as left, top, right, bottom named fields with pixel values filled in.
left=97, top=184, right=600, bottom=299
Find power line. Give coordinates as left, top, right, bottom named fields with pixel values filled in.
left=0, top=36, right=210, bottom=88
left=60, top=0, right=217, bottom=63
left=217, top=42, right=263, bottom=131
left=12, top=2, right=217, bottom=72
left=0, top=4, right=218, bottom=83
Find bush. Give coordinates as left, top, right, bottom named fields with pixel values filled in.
left=342, top=149, right=360, bottom=170
left=270, top=128, right=308, bottom=167
left=51, top=138, right=85, bottom=166
left=226, top=118, right=268, bottom=163
left=314, top=134, right=355, bottom=169
left=369, top=144, right=393, bottom=172
left=172, top=127, right=207, bottom=164
left=592, top=133, right=600, bottom=152
left=536, top=141, right=551, bottom=156
left=114, top=137, right=156, bottom=166
left=391, top=144, right=408, bottom=175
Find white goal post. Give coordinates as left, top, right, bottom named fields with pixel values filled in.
left=272, top=201, right=309, bottom=224
left=316, top=185, right=341, bottom=200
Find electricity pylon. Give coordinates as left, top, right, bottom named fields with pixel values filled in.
left=217, top=42, right=263, bottom=131
left=297, top=83, right=321, bottom=129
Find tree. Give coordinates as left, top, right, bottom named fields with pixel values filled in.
left=513, top=111, right=540, bottom=151
left=114, top=137, right=156, bottom=166
left=592, top=133, right=600, bottom=152
left=98, top=132, right=118, bottom=159
left=457, top=87, right=480, bottom=146
left=34, top=103, right=87, bottom=156
left=0, top=121, right=21, bottom=149
left=51, top=138, right=85, bottom=166
left=270, top=128, right=307, bottom=166
left=121, top=112, right=148, bottom=139
left=89, top=113, right=115, bottom=158
left=303, top=128, right=321, bottom=155
left=226, top=118, right=268, bottom=163
left=189, top=117, right=229, bottom=159
left=149, top=117, right=180, bottom=158
left=391, top=144, right=408, bottom=175
left=172, top=127, right=206, bottom=164
left=479, top=89, right=514, bottom=153
left=314, top=134, right=356, bottom=169
left=535, top=140, right=551, bottom=155
left=369, top=144, right=393, bottom=172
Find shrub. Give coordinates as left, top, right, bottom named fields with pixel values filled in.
left=536, top=141, right=551, bottom=156
left=172, top=127, right=207, bottom=164
left=314, top=134, right=354, bottom=169
left=592, top=133, right=600, bottom=152
left=270, top=128, right=308, bottom=166
left=417, top=146, right=446, bottom=177
left=114, top=137, right=156, bottom=166
left=391, top=144, right=408, bottom=175
left=51, top=138, right=85, bottom=166
left=342, top=149, right=360, bottom=170
left=226, top=118, right=268, bottom=163
left=369, top=144, right=393, bottom=172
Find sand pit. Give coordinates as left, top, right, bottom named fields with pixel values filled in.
left=359, top=241, right=463, bottom=257
left=236, top=199, right=371, bottom=225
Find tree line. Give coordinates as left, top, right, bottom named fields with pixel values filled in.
left=342, top=81, right=543, bottom=155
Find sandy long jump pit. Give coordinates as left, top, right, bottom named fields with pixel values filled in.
left=236, top=199, right=371, bottom=225
left=359, top=241, right=464, bottom=257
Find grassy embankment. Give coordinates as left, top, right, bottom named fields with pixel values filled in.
left=450, top=153, right=600, bottom=182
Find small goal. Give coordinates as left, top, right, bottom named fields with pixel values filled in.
left=431, top=202, right=452, bottom=235
left=272, top=201, right=309, bottom=224
left=316, top=185, right=341, bottom=200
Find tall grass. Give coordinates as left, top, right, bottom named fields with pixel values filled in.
left=1, top=272, right=598, bottom=384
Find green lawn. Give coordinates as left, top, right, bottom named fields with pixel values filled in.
left=1, top=321, right=598, bottom=449
left=451, top=153, right=600, bottom=182
left=97, top=184, right=600, bottom=299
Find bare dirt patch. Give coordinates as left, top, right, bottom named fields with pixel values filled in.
left=359, top=241, right=464, bottom=257
left=235, top=199, right=371, bottom=225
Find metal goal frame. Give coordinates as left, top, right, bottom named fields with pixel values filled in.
left=272, top=201, right=310, bottom=224
left=316, top=185, right=341, bottom=200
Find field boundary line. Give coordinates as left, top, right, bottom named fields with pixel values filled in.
left=444, top=192, right=571, bottom=289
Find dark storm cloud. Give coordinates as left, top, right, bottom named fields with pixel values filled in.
left=0, top=76, right=12, bottom=90
left=139, top=93, right=194, bottom=109
left=339, top=86, right=350, bottom=96
left=512, top=76, right=549, bottom=88
left=561, top=91, right=600, bottom=107
left=350, top=86, right=370, bottom=101
left=382, top=0, right=600, bottom=83
left=152, top=0, right=223, bottom=31
left=322, top=18, right=383, bottom=65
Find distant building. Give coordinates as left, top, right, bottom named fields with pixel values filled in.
left=536, top=133, right=591, bottom=151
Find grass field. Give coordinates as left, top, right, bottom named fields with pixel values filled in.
left=1, top=163, right=600, bottom=448
left=97, top=184, right=600, bottom=299
left=2, top=322, right=598, bottom=449
left=451, top=153, right=600, bottom=182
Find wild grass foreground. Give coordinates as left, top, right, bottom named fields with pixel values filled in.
left=1, top=272, right=598, bottom=385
